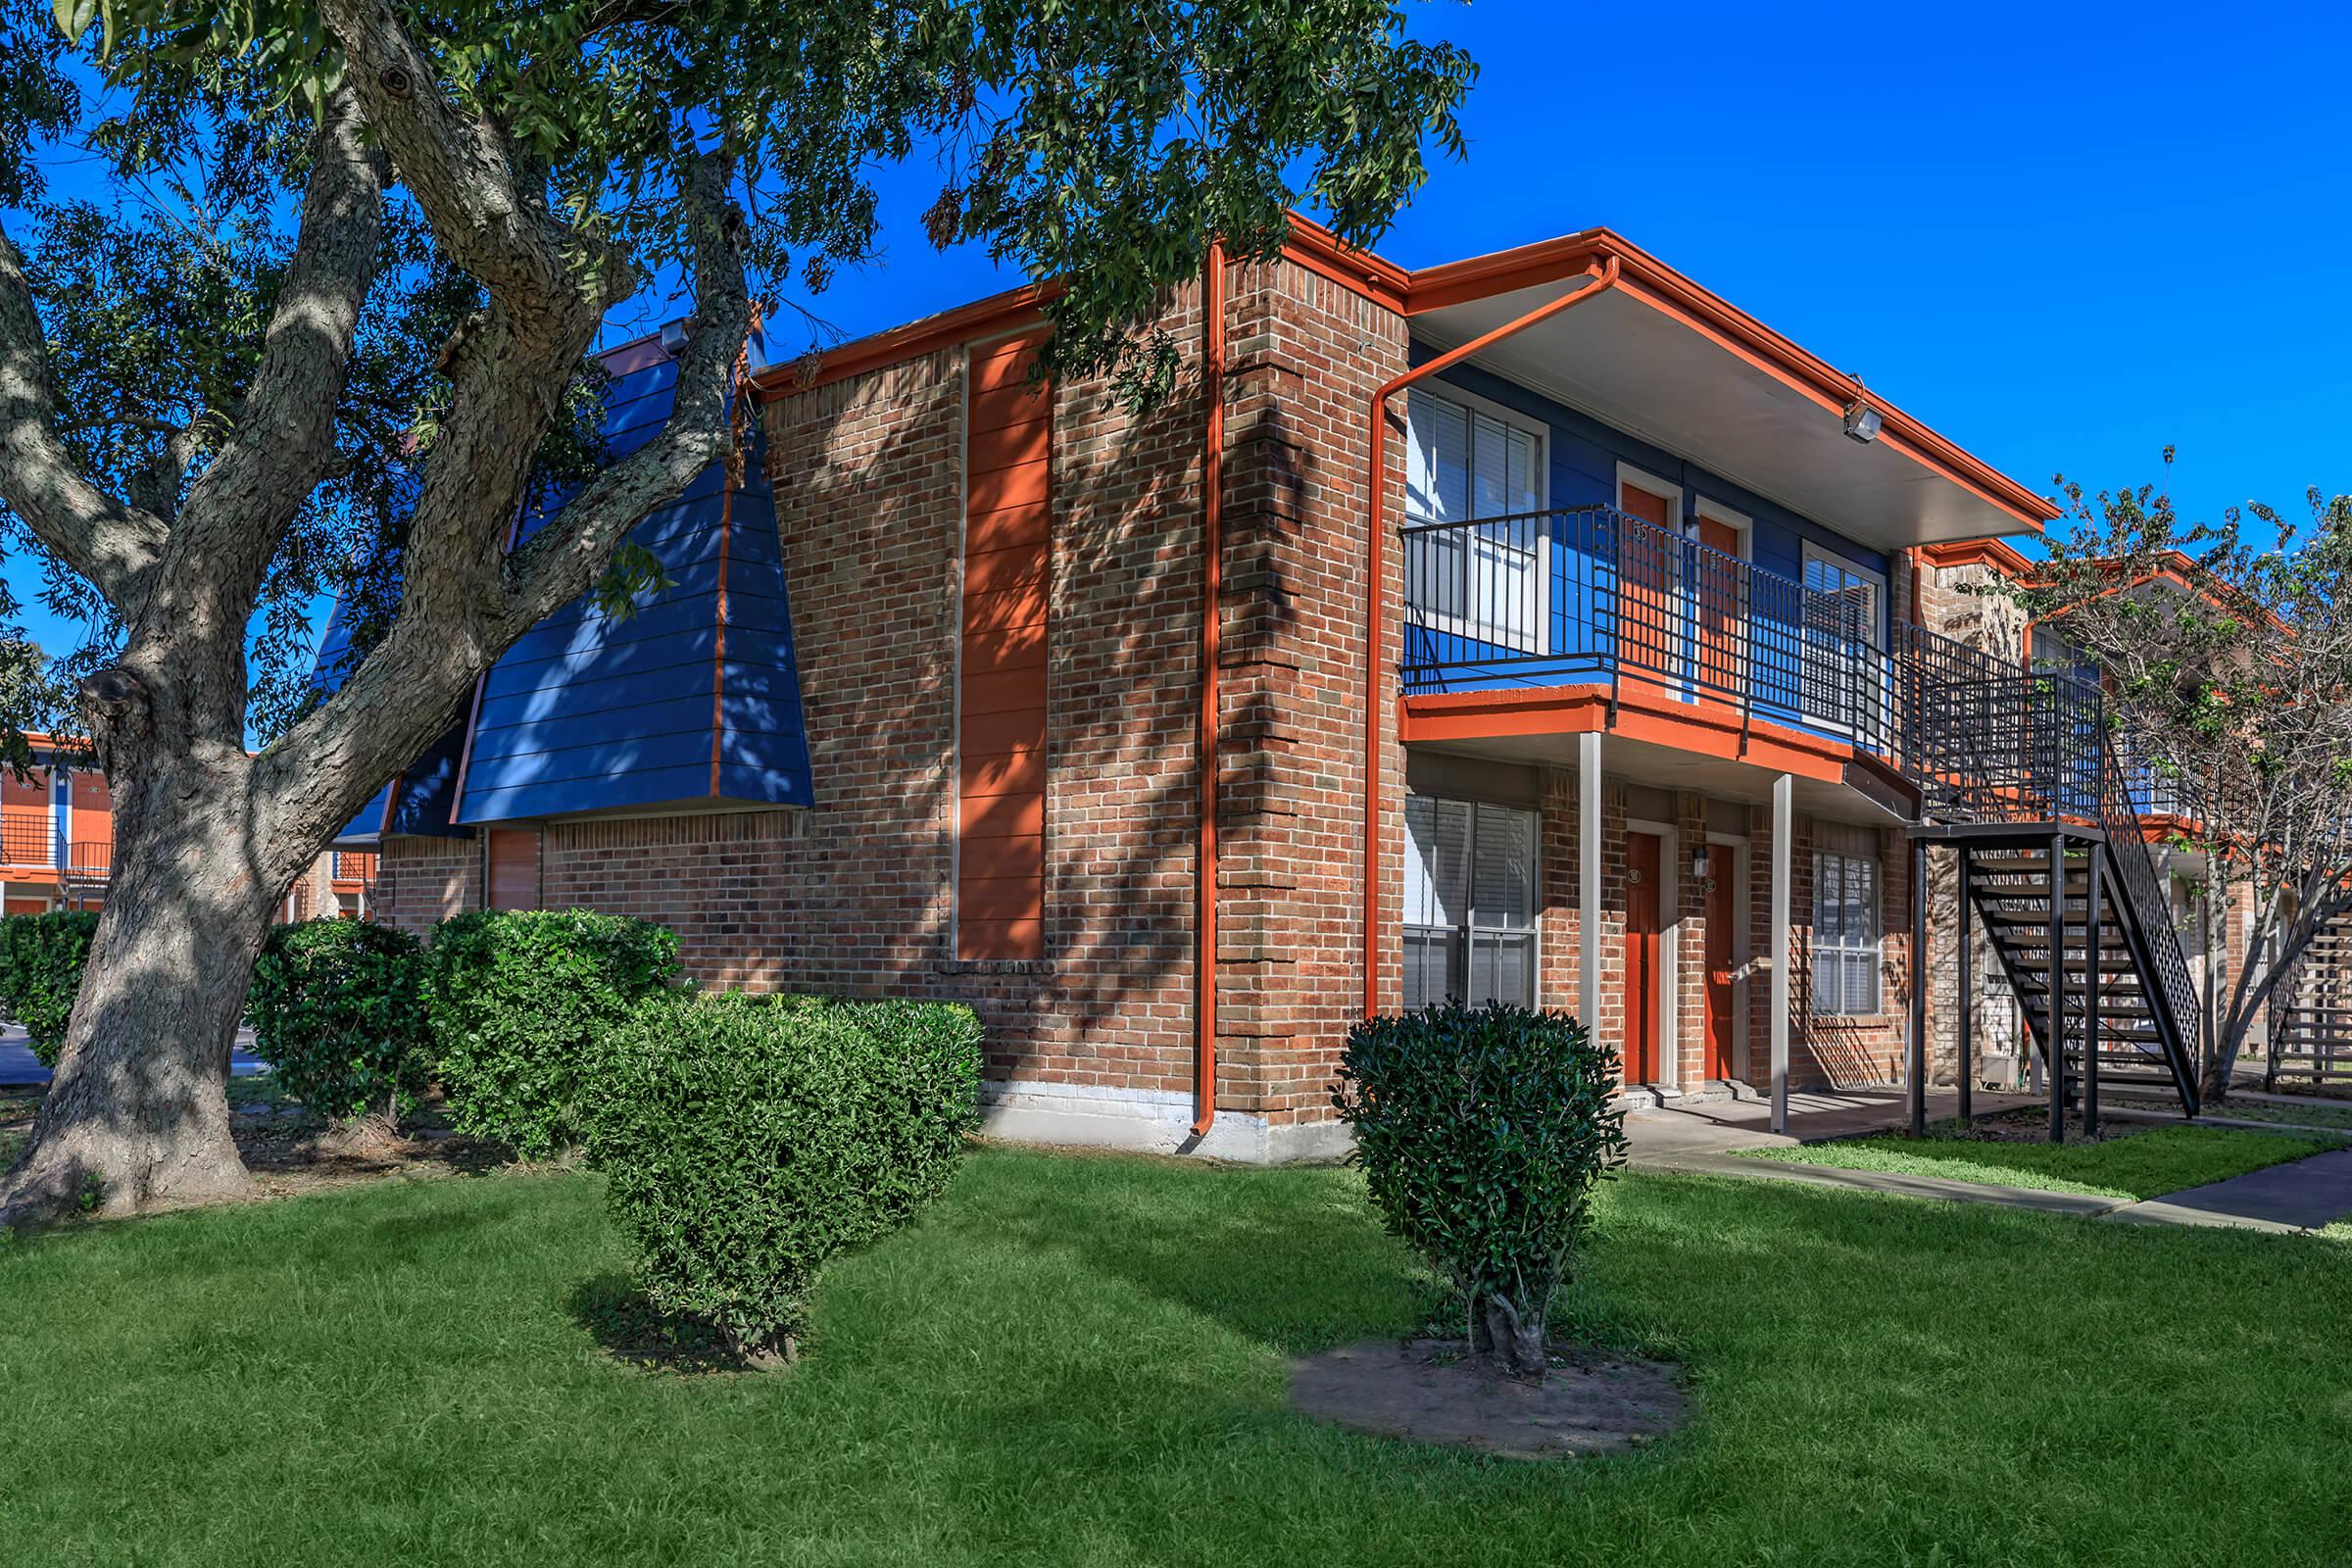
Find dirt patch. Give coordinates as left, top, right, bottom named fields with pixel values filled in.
left=1290, top=1338, right=1688, bottom=1459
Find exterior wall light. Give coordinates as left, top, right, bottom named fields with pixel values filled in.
left=1842, top=399, right=1883, bottom=444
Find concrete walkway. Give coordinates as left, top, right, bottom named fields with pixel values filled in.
left=1625, top=1083, right=2352, bottom=1235
left=2104, top=1148, right=2352, bottom=1235
left=1622, top=1086, right=2040, bottom=1161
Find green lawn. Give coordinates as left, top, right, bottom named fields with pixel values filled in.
left=1745, top=1119, right=2334, bottom=1200
left=3, top=1151, right=2350, bottom=1567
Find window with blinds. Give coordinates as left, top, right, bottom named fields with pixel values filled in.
left=1402, top=389, right=1545, bottom=654
left=1402, top=794, right=1539, bottom=1009
left=1811, top=844, right=1882, bottom=1015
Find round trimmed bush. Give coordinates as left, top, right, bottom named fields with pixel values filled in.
left=248, top=918, right=432, bottom=1129
left=0, top=909, right=98, bottom=1068
left=425, top=909, right=680, bottom=1157
left=1332, top=1000, right=1627, bottom=1380
left=580, top=992, right=983, bottom=1363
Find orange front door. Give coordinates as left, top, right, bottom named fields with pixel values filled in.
left=1619, top=481, right=1675, bottom=677
left=1703, top=842, right=1737, bottom=1080
left=486, top=830, right=540, bottom=911
left=1623, top=831, right=1662, bottom=1083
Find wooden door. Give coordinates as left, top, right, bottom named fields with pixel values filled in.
left=486, top=829, right=540, bottom=911
left=1623, top=831, right=1662, bottom=1083
left=1693, top=517, right=1741, bottom=705
left=1618, top=482, right=1676, bottom=679
left=1703, top=842, right=1737, bottom=1080
left=68, top=770, right=110, bottom=877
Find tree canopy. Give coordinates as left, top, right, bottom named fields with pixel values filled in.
left=2, top=0, right=1476, bottom=741
left=2012, top=455, right=2352, bottom=1088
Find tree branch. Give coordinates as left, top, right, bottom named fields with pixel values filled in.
left=318, top=0, right=626, bottom=314
left=0, top=227, right=168, bottom=611
left=163, top=87, right=385, bottom=623
left=251, top=151, right=745, bottom=888
left=498, top=153, right=749, bottom=640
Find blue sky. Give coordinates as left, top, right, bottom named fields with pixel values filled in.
left=11, top=0, right=2350, bottom=667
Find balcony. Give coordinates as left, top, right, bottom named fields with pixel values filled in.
left=0, top=817, right=56, bottom=869
left=1399, top=504, right=1890, bottom=753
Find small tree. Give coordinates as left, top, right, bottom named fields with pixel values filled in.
left=580, top=993, right=982, bottom=1366
left=247, top=917, right=431, bottom=1144
left=2011, top=458, right=2352, bottom=1100
left=1332, top=1000, right=1627, bottom=1381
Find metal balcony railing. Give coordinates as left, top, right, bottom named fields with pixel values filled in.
left=1397, top=504, right=2204, bottom=1086
left=0, top=817, right=56, bottom=867
left=1399, top=504, right=1892, bottom=755
left=65, top=840, right=111, bottom=882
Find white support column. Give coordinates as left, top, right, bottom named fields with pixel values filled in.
left=1770, top=771, right=1793, bottom=1134
left=1579, top=731, right=1601, bottom=1045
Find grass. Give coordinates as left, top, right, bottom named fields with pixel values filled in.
left=3, top=1152, right=2351, bottom=1566
left=1744, top=1118, right=2333, bottom=1200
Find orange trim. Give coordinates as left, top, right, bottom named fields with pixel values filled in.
left=1276, top=213, right=1414, bottom=313
left=750, top=282, right=1059, bottom=400
left=1920, top=538, right=2035, bottom=579
left=1194, top=243, right=1227, bottom=1139
left=1397, top=684, right=1865, bottom=788
left=1360, top=257, right=1621, bottom=1018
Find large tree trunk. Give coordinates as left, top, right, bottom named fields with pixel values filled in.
left=0, top=748, right=284, bottom=1222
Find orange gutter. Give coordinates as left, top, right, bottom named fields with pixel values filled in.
left=1193, top=243, right=1227, bottom=1139
left=1358, top=253, right=1620, bottom=1017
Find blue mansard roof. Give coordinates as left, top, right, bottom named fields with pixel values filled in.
left=320, top=327, right=811, bottom=847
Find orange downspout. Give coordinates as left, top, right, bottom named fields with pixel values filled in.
left=1193, top=242, right=1228, bottom=1139
left=1359, top=254, right=1621, bottom=1016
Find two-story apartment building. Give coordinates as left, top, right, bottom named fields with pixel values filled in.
left=1, top=735, right=370, bottom=922
left=332, top=217, right=2204, bottom=1156
left=0, top=737, right=114, bottom=915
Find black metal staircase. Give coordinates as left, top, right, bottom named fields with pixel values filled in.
left=1894, top=624, right=2203, bottom=1124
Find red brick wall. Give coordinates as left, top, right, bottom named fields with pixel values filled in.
left=365, top=253, right=1929, bottom=1140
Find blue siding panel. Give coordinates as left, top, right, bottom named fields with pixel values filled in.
left=456, top=352, right=810, bottom=824
left=309, top=331, right=811, bottom=834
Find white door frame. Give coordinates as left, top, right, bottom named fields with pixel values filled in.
left=1707, top=830, right=1752, bottom=1085
left=1628, top=816, right=1679, bottom=1089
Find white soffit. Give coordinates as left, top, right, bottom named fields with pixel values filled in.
left=1414, top=282, right=2034, bottom=551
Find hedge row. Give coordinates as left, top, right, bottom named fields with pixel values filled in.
left=0, top=907, right=677, bottom=1136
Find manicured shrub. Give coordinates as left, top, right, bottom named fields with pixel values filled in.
left=247, top=918, right=432, bottom=1131
left=424, top=909, right=680, bottom=1157
left=0, top=909, right=98, bottom=1068
left=579, top=993, right=983, bottom=1363
left=1332, top=1000, right=1627, bottom=1380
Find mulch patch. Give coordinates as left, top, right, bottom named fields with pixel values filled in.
left=1290, top=1337, right=1688, bottom=1459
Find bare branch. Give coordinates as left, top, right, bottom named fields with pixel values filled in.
left=0, top=227, right=168, bottom=611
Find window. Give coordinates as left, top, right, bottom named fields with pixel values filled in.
left=1811, top=845, right=1881, bottom=1015
left=1402, top=795, right=1538, bottom=1009
left=1402, top=388, right=1545, bottom=653
left=1801, top=543, right=1886, bottom=734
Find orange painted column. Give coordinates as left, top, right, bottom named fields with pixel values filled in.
left=957, top=333, right=1053, bottom=960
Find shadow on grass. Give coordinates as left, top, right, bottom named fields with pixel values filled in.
left=565, top=1271, right=767, bottom=1376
